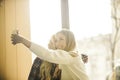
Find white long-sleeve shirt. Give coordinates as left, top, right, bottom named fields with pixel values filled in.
left=29, top=42, right=89, bottom=80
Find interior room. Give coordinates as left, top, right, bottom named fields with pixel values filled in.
left=0, top=0, right=120, bottom=80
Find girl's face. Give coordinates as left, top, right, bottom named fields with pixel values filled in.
left=55, top=33, right=66, bottom=50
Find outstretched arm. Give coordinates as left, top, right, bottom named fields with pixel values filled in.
left=11, top=33, right=88, bottom=64
left=11, top=33, right=75, bottom=64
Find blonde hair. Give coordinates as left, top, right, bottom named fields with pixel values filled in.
left=40, top=61, right=52, bottom=80
left=39, top=29, right=76, bottom=79
left=56, top=29, right=76, bottom=51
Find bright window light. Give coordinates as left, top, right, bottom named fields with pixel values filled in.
left=69, top=0, right=112, bottom=80
left=69, top=0, right=112, bottom=40
left=29, top=0, right=61, bottom=62
left=30, top=0, right=112, bottom=80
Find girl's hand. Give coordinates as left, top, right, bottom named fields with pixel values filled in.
left=11, top=30, right=22, bottom=45
left=81, top=54, right=88, bottom=63
left=11, top=30, right=31, bottom=48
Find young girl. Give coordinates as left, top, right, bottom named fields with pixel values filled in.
left=28, top=35, right=62, bottom=80
left=11, top=29, right=89, bottom=80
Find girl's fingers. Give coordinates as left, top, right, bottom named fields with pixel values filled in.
left=81, top=54, right=88, bottom=63
left=16, top=30, right=19, bottom=34
left=12, top=42, right=16, bottom=45
left=11, top=33, right=18, bottom=45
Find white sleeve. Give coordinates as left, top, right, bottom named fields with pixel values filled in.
left=29, top=42, right=76, bottom=64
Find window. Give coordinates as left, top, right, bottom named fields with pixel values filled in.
left=30, top=0, right=61, bottom=61
left=30, top=0, right=112, bottom=80
left=69, top=0, right=112, bottom=40
left=69, top=0, right=112, bottom=80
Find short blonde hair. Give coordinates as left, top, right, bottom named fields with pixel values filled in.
left=56, top=29, right=76, bottom=51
